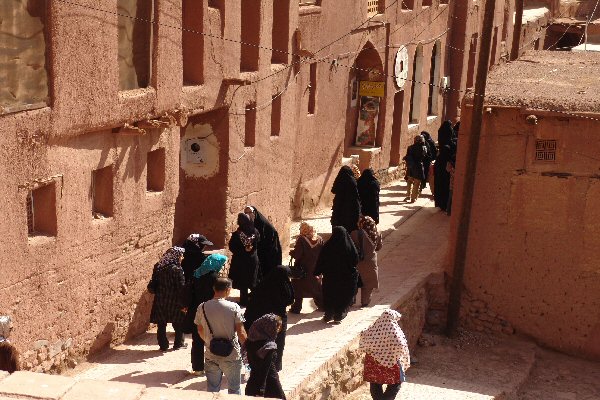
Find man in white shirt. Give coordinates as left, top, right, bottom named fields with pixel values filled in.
left=195, top=278, right=247, bottom=394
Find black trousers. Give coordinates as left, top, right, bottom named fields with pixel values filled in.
left=369, top=383, right=401, bottom=400
left=239, top=288, right=250, bottom=306
left=191, top=326, right=205, bottom=371
left=156, top=322, right=184, bottom=350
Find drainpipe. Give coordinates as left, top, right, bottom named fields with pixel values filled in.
left=511, top=0, right=524, bottom=60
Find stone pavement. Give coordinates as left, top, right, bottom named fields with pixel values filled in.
left=64, top=180, right=451, bottom=398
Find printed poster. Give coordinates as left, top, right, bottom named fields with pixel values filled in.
left=355, top=96, right=380, bottom=147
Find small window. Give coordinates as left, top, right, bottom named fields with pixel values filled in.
left=26, top=182, right=57, bottom=237
left=245, top=104, right=257, bottom=147
left=183, top=0, right=204, bottom=85
left=271, top=95, right=282, bottom=136
left=240, top=0, right=260, bottom=72
left=92, top=166, right=114, bottom=218
left=147, top=148, right=165, bottom=192
left=272, top=0, right=290, bottom=64
left=422, top=0, right=432, bottom=7
left=308, top=63, right=317, bottom=115
left=535, top=140, right=557, bottom=162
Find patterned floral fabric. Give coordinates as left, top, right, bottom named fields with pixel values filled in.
left=359, top=309, right=410, bottom=370
left=363, top=353, right=401, bottom=384
left=358, top=215, right=380, bottom=246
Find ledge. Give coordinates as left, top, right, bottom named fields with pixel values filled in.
left=299, top=4, right=322, bottom=16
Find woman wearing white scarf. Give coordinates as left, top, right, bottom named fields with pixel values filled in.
left=359, top=309, right=410, bottom=400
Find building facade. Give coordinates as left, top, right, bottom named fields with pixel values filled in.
left=450, top=51, right=600, bottom=360
left=0, top=0, right=524, bottom=370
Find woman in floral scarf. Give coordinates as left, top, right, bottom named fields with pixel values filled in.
left=351, top=216, right=382, bottom=307
left=228, top=213, right=261, bottom=306
left=359, top=309, right=410, bottom=400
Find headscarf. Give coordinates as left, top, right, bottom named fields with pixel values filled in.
left=359, top=309, right=410, bottom=370
left=237, top=213, right=256, bottom=236
left=357, top=168, right=380, bottom=193
left=438, top=120, right=455, bottom=148
left=299, top=221, right=318, bottom=242
left=246, top=206, right=282, bottom=275
left=248, top=313, right=280, bottom=359
left=193, top=253, right=227, bottom=278
left=350, top=164, right=361, bottom=180
left=0, top=316, right=12, bottom=343
left=421, top=131, right=437, bottom=161
left=156, top=246, right=185, bottom=270
left=331, top=166, right=358, bottom=196
left=359, top=215, right=379, bottom=246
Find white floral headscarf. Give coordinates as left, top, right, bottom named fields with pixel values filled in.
left=156, top=246, right=185, bottom=270
left=0, top=316, right=12, bottom=343
left=359, top=309, right=410, bottom=370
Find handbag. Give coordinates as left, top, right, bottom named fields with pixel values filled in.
left=202, top=304, right=234, bottom=357
left=288, top=257, right=307, bottom=280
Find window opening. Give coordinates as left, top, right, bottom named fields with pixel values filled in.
left=240, top=0, right=260, bottom=72
left=26, top=182, right=57, bottom=237
left=308, top=63, right=317, bottom=115
left=0, top=0, right=50, bottom=114
left=427, top=41, right=441, bottom=116
left=118, top=0, right=154, bottom=90
left=92, top=165, right=114, bottom=218
left=271, top=95, right=282, bottom=136
left=245, top=104, right=257, bottom=147
left=409, top=45, right=423, bottom=124
left=272, top=0, right=289, bottom=64
left=183, top=0, right=204, bottom=85
left=147, top=148, right=166, bottom=192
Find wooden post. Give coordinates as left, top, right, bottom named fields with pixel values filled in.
left=446, top=0, right=497, bottom=337
left=511, top=0, right=524, bottom=60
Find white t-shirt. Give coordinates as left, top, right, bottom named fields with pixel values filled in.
left=195, top=298, right=244, bottom=361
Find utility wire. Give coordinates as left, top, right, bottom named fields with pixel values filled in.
left=53, top=0, right=600, bottom=123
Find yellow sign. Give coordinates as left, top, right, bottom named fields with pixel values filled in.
left=359, top=81, right=385, bottom=97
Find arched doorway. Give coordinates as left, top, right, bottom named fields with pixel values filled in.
left=344, top=42, right=385, bottom=156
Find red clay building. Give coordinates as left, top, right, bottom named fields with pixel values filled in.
left=0, top=0, right=543, bottom=370
left=451, top=50, right=600, bottom=360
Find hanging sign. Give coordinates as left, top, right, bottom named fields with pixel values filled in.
left=394, top=45, right=409, bottom=89
left=359, top=81, right=385, bottom=97
left=355, top=96, right=380, bottom=147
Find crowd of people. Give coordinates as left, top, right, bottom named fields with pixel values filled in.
left=1, top=122, right=463, bottom=398
left=403, top=119, right=460, bottom=214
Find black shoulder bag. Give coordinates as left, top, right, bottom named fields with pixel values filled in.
left=202, top=304, right=234, bottom=357
left=289, top=257, right=307, bottom=280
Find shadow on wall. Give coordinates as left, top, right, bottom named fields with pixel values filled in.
left=88, top=322, right=116, bottom=357
left=125, top=290, right=153, bottom=341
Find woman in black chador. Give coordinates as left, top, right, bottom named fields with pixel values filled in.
left=420, top=131, right=437, bottom=189
left=357, top=168, right=381, bottom=224
left=244, top=265, right=294, bottom=372
left=434, top=121, right=456, bottom=211
left=314, top=226, right=359, bottom=324
left=228, top=213, right=261, bottom=306
left=331, top=166, right=361, bottom=232
left=245, top=314, right=286, bottom=399
left=245, top=206, right=282, bottom=279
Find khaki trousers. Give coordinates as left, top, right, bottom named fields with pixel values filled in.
left=406, top=177, right=422, bottom=202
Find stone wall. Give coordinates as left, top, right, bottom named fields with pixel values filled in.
left=289, top=273, right=442, bottom=400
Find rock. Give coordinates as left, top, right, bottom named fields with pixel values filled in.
left=49, top=340, right=63, bottom=358
left=121, top=284, right=128, bottom=295
left=62, top=338, right=73, bottom=350
left=33, top=340, right=49, bottom=349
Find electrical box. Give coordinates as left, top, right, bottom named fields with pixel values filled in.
left=441, top=76, right=450, bottom=90
left=184, top=138, right=205, bottom=164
